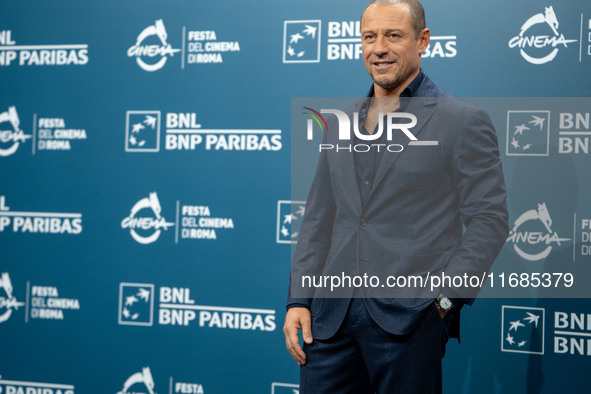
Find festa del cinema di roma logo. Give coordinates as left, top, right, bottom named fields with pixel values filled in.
left=128, top=19, right=180, bottom=71
left=117, top=367, right=157, bottom=394
left=0, top=272, right=25, bottom=323
left=116, top=366, right=205, bottom=394
left=505, top=203, right=570, bottom=261
left=121, top=192, right=174, bottom=244
left=508, top=6, right=576, bottom=64
left=0, top=106, right=31, bottom=157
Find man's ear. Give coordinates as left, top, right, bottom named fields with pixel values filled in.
left=417, top=28, right=430, bottom=54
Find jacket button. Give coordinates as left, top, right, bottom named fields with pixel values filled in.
left=360, top=218, right=368, bottom=226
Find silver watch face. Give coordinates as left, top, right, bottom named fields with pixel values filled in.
left=439, top=296, right=452, bottom=310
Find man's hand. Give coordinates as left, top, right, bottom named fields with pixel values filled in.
left=283, top=307, right=313, bottom=365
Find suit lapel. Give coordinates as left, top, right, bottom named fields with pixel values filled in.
left=336, top=100, right=366, bottom=211
left=335, top=144, right=363, bottom=210
left=369, top=96, right=437, bottom=198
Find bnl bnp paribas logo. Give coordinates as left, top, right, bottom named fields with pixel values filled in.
left=125, top=111, right=160, bottom=152
left=0, top=106, right=31, bottom=157
left=501, top=306, right=545, bottom=354
left=118, top=283, right=154, bottom=326
left=506, top=111, right=550, bottom=156
left=283, top=20, right=457, bottom=63
left=125, top=110, right=282, bottom=153
left=0, top=195, right=83, bottom=235
left=0, top=377, right=75, bottom=394
left=508, top=6, right=578, bottom=64
left=276, top=200, right=306, bottom=244
left=271, top=383, right=299, bottom=394
left=505, top=203, right=570, bottom=262
left=128, top=19, right=180, bottom=71
left=0, top=29, right=88, bottom=67
left=283, top=21, right=321, bottom=63
left=507, top=108, right=591, bottom=157
left=118, top=282, right=276, bottom=331
left=502, top=305, right=591, bottom=357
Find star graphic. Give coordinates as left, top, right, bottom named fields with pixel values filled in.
left=122, top=308, right=130, bottom=318
left=125, top=295, right=138, bottom=306
left=509, top=320, right=525, bottom=331
left=518, top=340, right=527, bottom=347
left=511, top=138, right=520, bottom=149
left=514, top=124, right=529, bottom=136
left=506, top=332, right=515, bottom=345
left=281, top=226, right=289, bottom=237
left=303, top=25, right=317, bottom=38
left=132, top=123, right=145, bottom=133
left=290, top=33, right=304, bottom=44
left=529, top=115, right=545, bottom=130
left=522, top=144, right=531, bottom=150
left=144, top=115, right=157, bottom=129
left=287, top=46, right=295, bottom=57
left=524, top=312, right=540, bottom=327
left=296, top=205, right=306, bottom=218
left=137, top=288, right=150, bottom=302
left=284, top=214, right=296, bottom=224
left=297, top=51, right=305, bottom=58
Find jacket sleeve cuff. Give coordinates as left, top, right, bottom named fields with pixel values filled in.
left=286, top=303, right=310, bottom=310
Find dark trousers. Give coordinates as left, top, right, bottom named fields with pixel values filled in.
left=300, top=297, right=452, bottom=394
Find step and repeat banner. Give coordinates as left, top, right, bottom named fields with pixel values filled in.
left=1, top=0, right=590, bottom=393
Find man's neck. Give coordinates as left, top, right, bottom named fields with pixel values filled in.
left=365, top=68, right=423, bottom=133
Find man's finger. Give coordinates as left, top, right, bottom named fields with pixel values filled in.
left=284, top=308, right=312, bottom=365
left=301, top=315, right=313, bottom=344
left=284, top=324, right=306, bottom=364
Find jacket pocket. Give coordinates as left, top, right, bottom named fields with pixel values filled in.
left=396, top=145, right=442, bottom=190
left=310, top=297, right=323, bottom=317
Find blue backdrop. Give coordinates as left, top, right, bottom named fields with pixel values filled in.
left=1, top=0, right=590, bottom=393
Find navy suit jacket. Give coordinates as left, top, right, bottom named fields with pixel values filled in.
left=288, top=75, right=509, bottom=340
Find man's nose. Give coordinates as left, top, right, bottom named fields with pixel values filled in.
left=373, top=35, right=388, bottom=56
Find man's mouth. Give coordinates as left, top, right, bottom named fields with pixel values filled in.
left=372, top=60, right=396, bottom=70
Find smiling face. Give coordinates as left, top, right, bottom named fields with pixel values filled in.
left=361, top=3, right=430, bottom=97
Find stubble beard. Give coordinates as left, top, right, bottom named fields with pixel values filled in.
left=371, top=62, right=418, bottom=92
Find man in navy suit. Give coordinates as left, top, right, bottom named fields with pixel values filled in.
left=284, top=0, right=509, bottom=392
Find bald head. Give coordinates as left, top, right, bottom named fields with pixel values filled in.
left=363, top=0, right=426, bottom=38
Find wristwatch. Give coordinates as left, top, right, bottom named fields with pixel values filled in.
left=435, top=293, right=453, bottom=312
